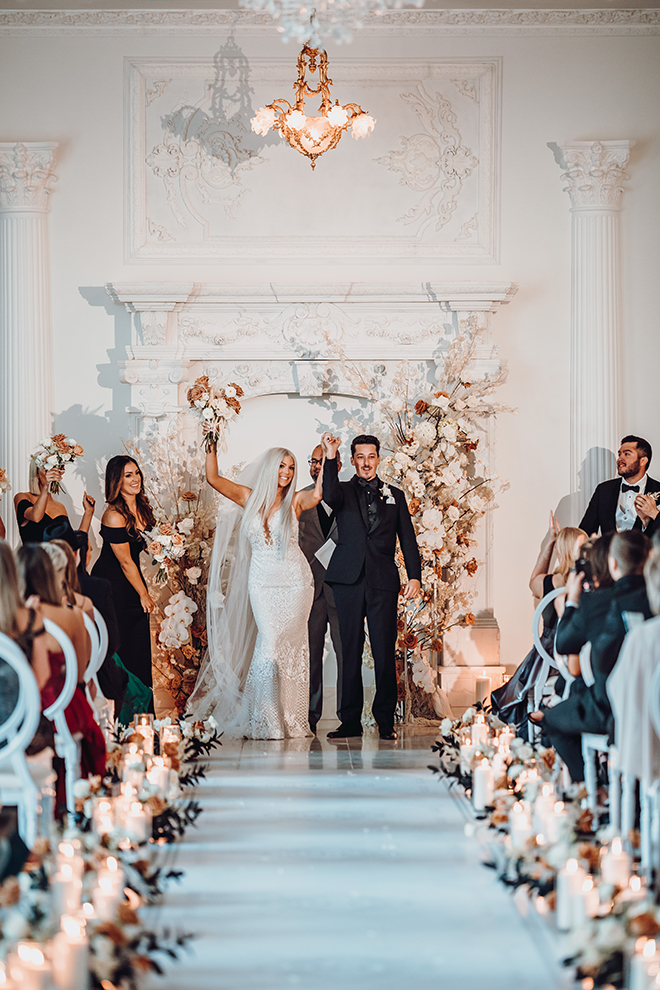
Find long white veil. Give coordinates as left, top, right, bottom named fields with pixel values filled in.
left=186, top=455, right=268, bottom=731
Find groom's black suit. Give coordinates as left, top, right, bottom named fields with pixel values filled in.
left=322, top=457, right=421, bottom=732
left=580, top=476, right=660, bottom=536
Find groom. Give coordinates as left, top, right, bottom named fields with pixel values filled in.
left=320, top=432, right=421, bottom=740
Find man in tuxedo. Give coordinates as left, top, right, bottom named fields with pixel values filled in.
left=320, top=432, right=421, bottom=741
left=580, top=435, right=659, bottom=536
left=538, top=530, right=651, bottom=781
left=298, top=443, right=344, bottom=733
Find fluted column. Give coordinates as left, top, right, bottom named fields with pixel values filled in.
left=0, top=142, right=58, bottom=545
left=551, top=140, right=632, bottom=511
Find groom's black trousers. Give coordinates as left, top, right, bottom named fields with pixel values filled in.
left=330, top=571, right=399, bottom=731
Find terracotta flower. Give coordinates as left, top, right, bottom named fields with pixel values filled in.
left=403, top=631, right=418, bottom=650
left=466, top=558, right=478, bottom=577
left=187, top=382, right=209, bottom=404
left=96, top=922, right=128, bottom=946
left=396, top=618, right=406, bottom=632
left=465, top=440, right=479, bottom=451
left=434, top=391, right=449, bottom=399
left=117, top=903, right=141, bottom=927
left=430, top=638, right=443, bottom=653
left=0, top=468, right=6, bottom=483
left=226, top=396, right=241, bottom=413
left=464, top=613, right=476, bottom=626
left=171, top=532, right=184, bottom=547
left=73, top=444, right=84, bottom=457
left=408, top=498, right=421, bottom=516
left=629, top=913, right=660, bottom=938
left=414, top=400, right=429, bottom=416
left=0, top=876, right=20, bottom=907
left=158, top=523, right=173, bottom=536
left=182, top=491, right=198, bottom=501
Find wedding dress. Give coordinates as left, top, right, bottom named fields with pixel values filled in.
left=241, top=509, right=314, bottom=739
left=188, top=480, right=314, bottom=740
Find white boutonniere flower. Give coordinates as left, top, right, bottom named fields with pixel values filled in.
left=381, top=484, right=396, bottom=505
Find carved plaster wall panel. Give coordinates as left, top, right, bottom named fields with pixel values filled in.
left=126, top=54, right=500, bottom=263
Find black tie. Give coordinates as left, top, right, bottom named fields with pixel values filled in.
left=358, top=477, right=381, bottom=530
left=622, top=484, right=640, bottom=493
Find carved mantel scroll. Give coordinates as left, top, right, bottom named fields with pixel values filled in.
left=105, top=281, right=518, bottom=426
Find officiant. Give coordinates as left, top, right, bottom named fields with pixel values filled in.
left=298, top=443, right=344, bottom=734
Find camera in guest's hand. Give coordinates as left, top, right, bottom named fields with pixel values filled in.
left=573, top=553, right=593, bottom=590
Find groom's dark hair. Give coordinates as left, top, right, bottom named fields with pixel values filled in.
left=351, top=434, right=380, bottom=457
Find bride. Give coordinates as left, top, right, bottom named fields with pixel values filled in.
left=187, top=441, right=323, bottom=739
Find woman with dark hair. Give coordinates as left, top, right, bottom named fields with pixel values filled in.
left=91, top=456, right=156, bottom=694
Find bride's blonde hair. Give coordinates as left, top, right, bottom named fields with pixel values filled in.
left=240, top=447, right=297, bottom=558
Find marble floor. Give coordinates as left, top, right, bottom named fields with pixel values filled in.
left=146, top=724, right=565, bottom=990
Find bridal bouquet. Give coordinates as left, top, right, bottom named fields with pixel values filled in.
left=145, top=520, right=191, bottom=583
left=187, top=375, right=244, bottom=453
left=0, top=468, right=10, bottom=502
left=31, top=434, right=84, bottom=493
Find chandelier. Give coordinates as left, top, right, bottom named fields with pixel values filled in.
left=239, top=0, right=424, bottom=46
left=251, top=46, right=375, bottom=169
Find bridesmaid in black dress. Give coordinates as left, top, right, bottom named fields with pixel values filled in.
left=92, top=456, right=156, bottom=692
left=14, top=461, right=95, bottom=544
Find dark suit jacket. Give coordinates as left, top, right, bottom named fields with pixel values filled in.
left=322, top=458, right=421, bottom=591
left=298, top=487, right=339, bottom=600
left=580, top=476, right=660, bottom=536
left=555, top=583, right=620, bottom=656
left=78, top=570, right=127, bottom=706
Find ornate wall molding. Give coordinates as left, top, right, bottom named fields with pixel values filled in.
left=1, top=9, right=658, bottom=35
left=127, top=55, right=500, bottom=263
left=105, top=280, right=517, bottom=421
left=0, top=142, right=58, bottom=213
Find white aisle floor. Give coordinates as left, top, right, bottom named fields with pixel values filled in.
left=146, top=725, right=564, bottom=990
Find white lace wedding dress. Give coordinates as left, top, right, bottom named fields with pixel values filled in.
left=239, top=509, right=314, bottom=739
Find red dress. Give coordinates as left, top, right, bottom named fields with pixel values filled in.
left=41, top=650, right=107, bottom=812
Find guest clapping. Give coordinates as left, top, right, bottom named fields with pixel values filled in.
left=14, top=459, right=95, bottom=544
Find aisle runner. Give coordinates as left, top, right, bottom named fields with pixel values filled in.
left=146, top=729, right=559, bottom=990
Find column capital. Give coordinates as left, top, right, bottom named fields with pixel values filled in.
left=549, top=140, right=633, bottom=210
left=0, top=142, right=58, bottom=213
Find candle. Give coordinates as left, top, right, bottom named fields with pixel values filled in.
left=556, top=858, right=586, bottom=931
left=601, top=837, right=631, bottom=887
left=134, top=714, right=155, bottom=755
left=520, top=767, right=540, bottom=803
left=571, top=875, right=599, bottom=928
left=57, top=840, right=84, bottom=882
left=9, top=943, right=52, bottom=990
left=146, top=756, right=170, bottom=797
left=459, top=740, right=473, bottom=774
left=52, top=915, right=90, bottom=990
left=498, top=726, right=514, bottom=754
left=52, top=862, right=82, bottom=919
left=122, top=745, right=145, bottom=788
left=92, top=797, right=114, bottom=837
left=544, top=801, right=567, bottom=844
left=491, top=750, right=505, bottom=780
left=533, top=782, right=555, bottom=833
left=472, top=759, right=494, bottom=812
left=159, top=722, right=182, bottom=753
left=475, top=676, right=491, bottom=705
left=470, top=715, right=488, bottom=748
left=0, top=961, right=12, bottom=990
left=509, top=801, right=533, bottom=849
left=630, top=938, right=658, bottom=990
left=124, top=800, right=151, bottom=844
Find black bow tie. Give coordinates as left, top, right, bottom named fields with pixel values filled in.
left=357, top=477, right=381, bottom=492
left=621, top=483, right=640, bottom=493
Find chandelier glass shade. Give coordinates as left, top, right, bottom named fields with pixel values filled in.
left=239, top=0, right=424, bottom=46
left=251, top=46, right=375, bottom=169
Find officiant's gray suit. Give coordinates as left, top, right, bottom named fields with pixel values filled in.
left=298, top=489, right=343, bottom=728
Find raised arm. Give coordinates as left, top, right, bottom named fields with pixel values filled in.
left=14, top=468, right=63, bottom=524
left=320, top=433, right=343, bottom=510
left=529, top=512, right=559, bottom=598
left=205, top=444, right=251, bottom=508
left=294, top=456, right=324, bottom=516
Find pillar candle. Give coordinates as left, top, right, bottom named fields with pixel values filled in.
left=124, top=800, right=150, bottom=844
left=475, top=676, right=491, bottom=705
left=52, top=915, right=90, bottom=990
left=498, top=726, right=514, bottom=753
left=92, top=798, right=114, bottom=837
left=556, top=858, right=586, bottom=931
left=459, top=741, right=473, bottom=774
left=146, top=756, right=170, bottom=798
left=56, top=841, right=84, bottom=881
left=630, top=938, right=658, bottom=990
left=509, top=801, right=533, bottom=849
left=52, top=862, right=82, bottom=919
left=544, top=801, right=567, bottom=844
left=571, top=875, right=599, bottom=928
left=9, top=944, right=52, bottom=990
left=470, top=715, right=488, bottom=748
left=601, top=837, right=631, bottom=887
left=472, top=759, right=494, bottom=812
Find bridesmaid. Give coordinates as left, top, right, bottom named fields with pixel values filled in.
left=92, top=456, right=156, bottom=694
left=14, top=460, right=95, bottom=544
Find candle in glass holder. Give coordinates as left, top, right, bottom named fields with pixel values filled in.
left=556, top=858, right=586, bottom=931
left=122, top=744, right=145, bottom=789
left=9, top=943, right=52, bottom=990
left=146, top=756, right=170, bottom=797
left=471, top=714, right=488, bottom=748
left=601, top=837, right=631, bottom=887
left=124, top=800, right=150, bottom=844
left=92, top=797, right=114, bottom=837
left=134, top=714, right=155, bottom=755
left=52, top=915, right=89, bottom=990
left=52, top=861, right=82, bottom=919
left=159, top=722, right=182, bottom=755
left=472, top=759, right=494, bottom=812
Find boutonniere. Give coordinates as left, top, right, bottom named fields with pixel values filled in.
left=381, top=484, right=396, bottom=505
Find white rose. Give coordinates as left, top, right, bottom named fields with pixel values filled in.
left=185, top=566, right=202, bottom=585
left=446, top=505, right=460, bottom=521
left=202, top=407, right=215, bottom=420
left=390, top=397, right=405, bottom=413
left=225, top=385, right=237, bottom=398
left=440, top=718, right=453, bottom=736
left=73, top=779, right=92, bottom=798
left=209, top=590, right=225, bottom=608
left=435, top=395, right=450, bottom=410
left=177, top=517, right=195, bottom=534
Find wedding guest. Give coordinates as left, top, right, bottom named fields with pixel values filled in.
left=554, top=533, right=615, bottom=662
left=14, top=460, right=95, bottom=544
left=0, top=540, right=52, bottom=695
left=42, top=540, right=94, bottom=619
left=92, top=456, right=156, bottom=696
left=298, top=443, right=344, bottom=732
left=529, top=513, right=588, bottom=627
left=535, top=531, right=651, bottom=781
left=580, top=435, right=660, bottom=537
left=608, top=552, right=660, bottom=788
left=16, top=544, right=106, bottom=807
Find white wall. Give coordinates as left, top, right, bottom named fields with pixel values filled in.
left=1, top=24, right=658, bottom=670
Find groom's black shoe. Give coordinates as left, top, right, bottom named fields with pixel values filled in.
left=378, top=728, right=398, bottom=741
left=327, top=723, right=363, bottom=739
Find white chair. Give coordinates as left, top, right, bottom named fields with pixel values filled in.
left=530, top=587, right=567, bottom=739
left=0, top=633, right=42, bottom=848
left=42, top=619, right=80, bottom=824
left=84, top=609, right=114, bottom=738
